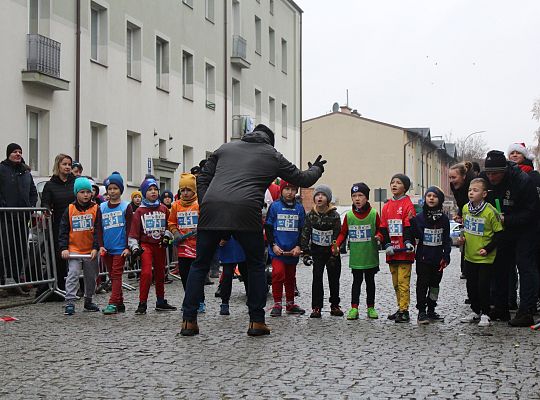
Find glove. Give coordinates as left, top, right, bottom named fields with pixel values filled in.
left=303, top=255, right=313, bottom=266
left=161, top=230, right=174, bottom=247
left=307, top=155, right=327, bottom=173
left=130, top=245, right=143, bottom=258
left=385, top=245, right=395, bottom=256
left=405, top=242, right=415, bottom=253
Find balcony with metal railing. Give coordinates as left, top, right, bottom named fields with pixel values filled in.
left=231, top=35, right=251, bottom=69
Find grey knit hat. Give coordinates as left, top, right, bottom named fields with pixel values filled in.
left=313, top=184, right=332, bottom=203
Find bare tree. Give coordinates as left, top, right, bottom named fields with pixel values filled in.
left=445, top=132, right=488, bottom=163
left=530, top=98, right=540, bottom=168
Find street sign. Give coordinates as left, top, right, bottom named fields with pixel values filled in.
left=374, top=188, right=387, bottom=203
left=147, top=158, right=153, bottom=174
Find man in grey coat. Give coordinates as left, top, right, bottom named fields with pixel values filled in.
left=181, top=124, right=326, bottom=336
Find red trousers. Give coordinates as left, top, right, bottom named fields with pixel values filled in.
left=139, top=243, right=166, bottom=303
left=271, top=258, right=296, bottom=304
left=102, top=253, right=125, bottom=305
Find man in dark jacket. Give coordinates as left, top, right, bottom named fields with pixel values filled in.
left=181, top=124, right=326, bottom=337
left=0, top=143, right=37, bottom=285
left=480, top=150, right=539, bottom=327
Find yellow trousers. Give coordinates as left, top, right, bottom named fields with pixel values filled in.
left=389, top=264, right=412, bottom=311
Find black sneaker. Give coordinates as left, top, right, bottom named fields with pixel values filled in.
left=310, top=308, right=322, bottom=318
left=427, top=310, right=444, bottom=322
left=155, top=300, right=177, bottom=311
left=395, top=310, right=410, bottom=323
left=508, top=311, right=534, bottom=327
left=330, top=305, right=344, bottom=317
left=117, top=304, right=126, bottom=313
left=83, top=302, right=100, bottom=312
left=417, top=311, right=429, bottom=325
left=387, top=310, right=400, bottom=320
left=135, top=302, right=147, bottom=315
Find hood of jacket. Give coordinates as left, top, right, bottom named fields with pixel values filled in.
left=241, top=130, right=273, bottom=146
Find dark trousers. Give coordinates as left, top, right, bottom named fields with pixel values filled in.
left=311, top=252, right=341, bottom=309
left=415, top=261, right=443, bottom=312
left=220, top=262, right=248, bottom=304
left=182, top=230, right=267, bottom=322
left=351, top=268, right=377, bottom=307
left=177, top=257, right=194, bottom=289
left=466, top=260, right=492, bottom=315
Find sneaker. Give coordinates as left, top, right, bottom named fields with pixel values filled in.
left=117, top=304, right=126, bottom=313
left=247, top=321, right=271, bottom=336
left=387, top=310, right=400, bottom=320
left=156, top=300, right=177, bottom=311
left=270, top=305, right=282, bottom=317
left=395, top=310, right=410, bottom=323
left=310, top=308, right=322, bottom=318
left=135, top=302, right=147, bottom=315
left=197, top=302, right=206, bottom=313
left=427, top=310, right=444, bottom=322
left=347, top=307, right=359, bottom=320
left=508, top=311, right=534, bottom=327
left=84, top=302, right=100, bottom=312
left=220, top=303, right=230, bottom=315
left=180, top=319, right=199, bottom=336
left=417, top=311, right=429, bottom=325
left=64, top=304, right=75, bottom=316
left=460, top=312, right=480, bottom=323
left=102, top=304, right=118, bottom=315
left=330, top=305, right=344, bottom=317
left=286, top=304, right=305, bottom=315
left=367, top=307, right=379, bottom=319
left=478, top=314, right=491, bottom=327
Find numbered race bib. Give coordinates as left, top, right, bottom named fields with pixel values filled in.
left=71, top=214, right=94, bottom=232
left=276, top=214, right=299, bottom=231
left=177, top=211, right=198, bottom=229
left=464, top=215, right=485, bottom=236
left=349, top=225, right=372, bottom=242
left=142, top=212, right=167, bottom=239
left=423, top=228, right=443, bottom=247
left=388, top=219, right=403, bottom=237
left=102, top=210, right=124, bottom=231
left=312, top=228, right=332, bottom=246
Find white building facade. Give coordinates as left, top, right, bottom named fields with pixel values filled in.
left=1, top=0, right=302, bottom=192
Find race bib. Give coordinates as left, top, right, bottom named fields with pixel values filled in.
left=312, top=228, right=332, bottom=246
left=102, top=210, right=124, bottom=231
left=276, top=214, right=299, bottom=231
left=464, top=215, right=485, bottom=236
left=142, top=212, right=167, bottom=239
left=349, top=225, right=372, bottom=242
left=177, top=211, right=198, bottom=229
left=423, top=228, right=443, bottom=246
left=388, top=219, right=403, bottom=237
left=71, top=214, right=93, bottom=232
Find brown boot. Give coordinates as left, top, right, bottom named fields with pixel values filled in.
left=180, top=320, right=199, bottom=336
left=247, top=321, right=270, bottom=336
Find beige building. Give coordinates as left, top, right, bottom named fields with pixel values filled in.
left=301, top=106, right=457, bottom=207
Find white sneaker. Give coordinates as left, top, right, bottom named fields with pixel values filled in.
left=478, top=314, right=491, bottom=327
left=460, top=312, right=480, bottom=323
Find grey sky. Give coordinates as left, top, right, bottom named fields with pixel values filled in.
left=296, top=0, right=540, bottom=153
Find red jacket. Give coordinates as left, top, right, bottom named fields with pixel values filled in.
left=380, top=196, right=416, bottom=264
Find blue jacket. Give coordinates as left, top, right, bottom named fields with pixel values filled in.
left=265, top=198, right=305, bottom=264
left=218, top=236, right=246, bottom=264
left=410, top=212, right=451, bottom=266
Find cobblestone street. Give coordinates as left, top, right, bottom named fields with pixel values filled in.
left=1, top=248, right=539, bottom=399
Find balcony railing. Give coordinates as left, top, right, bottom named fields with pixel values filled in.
left=27, top=34, right=61, bottom=77
left=231, top=35, right=250, bottom=69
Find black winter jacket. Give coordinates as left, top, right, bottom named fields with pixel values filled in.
left=41, top=174, right=76, bottom=238
left=0, top=159, right=37, bottom=207
left=410, top=212, right=451, bottom=266
left=197, top=130, right=323, bottom=231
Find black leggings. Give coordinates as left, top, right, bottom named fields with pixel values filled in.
left=220, top=262, right=248, bottom=304
left=351, top=268, right=378, bottom=307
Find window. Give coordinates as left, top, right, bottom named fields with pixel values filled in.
left=205, top=63, right=216, bottom=109
left=159, top=139, right=167, bottom=159
left=90, top=2, right=108, bottom=64
left=183, top=146, right=193, bottom=173
left=255, top=89, right=262, bottom=124
left=268, top=27, right=275, bottom=65
left=255, top=16, right=262, bottom=55
left=126, top=131, right=141, bottom=183
left=159, top=177, right=171, bottom=194
left=28, top=0, right=39, bottom=34
left=281, top=103, right=288, bottom=138
left=182, top=51, right=194, bottom=100
left=269, top=96, right=275, bottom=131
left=156, top=36, right=169, bottom=90
left=205, top=0, right=215, bottom=22
left=27, top=110, right=39, bottom=172
left=270, top=0, right=274, bottom=15
left=281, top=38, right=287, bottom=73
left=126, top=22, right=141, bottom=79
left=91, top=123, right=107, bottom=179
left=182, top=0, right=193, bottom=8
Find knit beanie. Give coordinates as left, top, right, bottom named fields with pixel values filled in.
left=179, top=173, right=197, bottom=193
left=424, top=186, right=445, bottom=206
left=131, top=191, right=142, bottom=200
left=254, top=124, right=275, bottom=147
left=140, top=178, right=159, bottom=198
left=73, top=177, right=92, bottom=195
left=390, top=174, right=411, bottom=192
left=160, top=190, right=174, bottom=202
left=507, top=142, right=534, bottom=160
left=104, top=171, right=124, bottom=194
left=484, top=150, right=507, bottom=172
left=279, top=180, right=298, bottom=193
left=6, top=143, right=22, bottom=159
left=351, top=182, right=370, bottom=199
left=313, top=184, right=332, bottom=203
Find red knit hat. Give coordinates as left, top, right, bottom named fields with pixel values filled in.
left=279, top=180, right=297, bottom=193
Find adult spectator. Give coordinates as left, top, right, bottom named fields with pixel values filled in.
left=180, top=124, right=325, bottom=337
left=0, top=143, right=37, bottom=285
left=480, top=150, right=539, bottom=326
left=41, top=153, right=75, bottom=291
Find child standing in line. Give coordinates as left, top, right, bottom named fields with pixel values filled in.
left=380, top=174, right=416, bottom=323
left=265, top=180, right=305, bottom=317
left=410, top=186, right=451, bottom=324
left=336, top=183, right=383, bottom=320
left=129, top=178, right=176, bottom=315
left=130, top=191, right=142, bottom=213
left=459, top=178, right=503, bottom=327
left=301, top=184, right=343, bottom=318
left=217, top=236, right=247, bottom=315
left=58, top=177, right=102, bottom=316
left=100, top=172, right=133, bottom=315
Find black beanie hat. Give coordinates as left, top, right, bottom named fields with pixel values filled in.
left=424, top=186, right=445, bottom=205
left=6, top=143, right=22, bottom=159
left=390, top=173, right=411, bottom=192
left=351, top=182, right=370, bottom=199
left=484, top=150, right=507, bottom=172
left=254, top=124, right=275, bottom=147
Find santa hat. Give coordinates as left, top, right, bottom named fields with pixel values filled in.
left=507, top=142, right=534, bottom=160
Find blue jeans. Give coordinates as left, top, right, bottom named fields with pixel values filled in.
left=182, top=230, right=267, bottom=322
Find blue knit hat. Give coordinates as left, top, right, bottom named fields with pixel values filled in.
left=73, top=177, right=92, bottom=195
left=140, top=178, right=159, bottom=198
left=104, top=172, right=124, bottom=194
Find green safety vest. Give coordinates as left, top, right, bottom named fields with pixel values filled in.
left=347, top=208, right=379, bottom=269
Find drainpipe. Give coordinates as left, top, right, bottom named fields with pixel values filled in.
left=223, top=1, right=228, bottom=144
left=75, top=0, right=81, bottom=160
left=298, top=11, right=303, bottom=168
left=403, top=131, right=414, bottom=174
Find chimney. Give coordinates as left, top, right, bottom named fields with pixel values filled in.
left=340, top=105, right=352, bottom=114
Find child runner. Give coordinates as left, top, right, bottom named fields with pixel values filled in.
left=380, top=174, right=416, bottom=323
left=410, top=186, right=451, bottom=324
left=218, top=236, right=247, bottom=315
left=100, top=172, right=133, bottom=315
left=58, top=177, right=102, bottom=315
left=128, top=177, right=176, bottom=315
left=265, top=180, right=305, bottom=317
left=301, top=184, right=343, bottom=318
left=336, top=183, right=383, bottom=320
left=459, top=178, right=503, bottom=327
left=130, top=191, right=142, bottom=213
